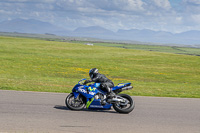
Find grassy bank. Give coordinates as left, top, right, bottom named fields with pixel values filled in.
left=0, top=36, right=200, bottom=98
left=85, top=42, right=200, bottom=56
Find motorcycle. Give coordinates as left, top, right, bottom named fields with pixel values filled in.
left=65, top=79, right=135, bottom=114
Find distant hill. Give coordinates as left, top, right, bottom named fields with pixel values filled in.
left=117, top=29, right=173, bottom=43
left=71, top=26, right=116, bottom=39
left=0, top=18, right=70, bottom=35
left=0, top=18, right=200, bottom=45
left=116, top=29, right=200, bottom=45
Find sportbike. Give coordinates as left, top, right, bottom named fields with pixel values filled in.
left=65, top=79, right=135, bottom=113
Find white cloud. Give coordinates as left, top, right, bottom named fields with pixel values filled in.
left=0, top=9, right=12, bottom=15
left=120, top=0, right=145, bottom=11
left=185, top=0, right=200, bottom=4
left=191, top=14, right=200, bottom=23
left=5, top=0, right=28, bottom=2
left=0, top=0, right=200, bottom=33
left=183, top=0, right=200, bottom=12
left=175, top=17, right=183, bottom=24
left=152, top=0, right=171, bottom=10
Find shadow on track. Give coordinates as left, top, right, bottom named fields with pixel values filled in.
left=54, top=105, right=118, bottom=114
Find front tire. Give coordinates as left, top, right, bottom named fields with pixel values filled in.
left=113, top=94, right=135, bottom=114
left=65, top=93, right=85, bottom=110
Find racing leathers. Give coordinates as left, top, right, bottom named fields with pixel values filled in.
left=84, top=73, right=114, bottom=94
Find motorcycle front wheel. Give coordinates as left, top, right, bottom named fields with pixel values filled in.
left=65, top=93, right=85, bottom=110
left=113, top=94, right=135, bottom=114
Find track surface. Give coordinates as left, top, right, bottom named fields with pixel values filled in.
left=0, top=90, right=200, bottom=133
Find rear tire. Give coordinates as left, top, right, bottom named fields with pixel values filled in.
left=113, top=94, right=135, bottom=114
left=65, top=93, right=85, bottom=110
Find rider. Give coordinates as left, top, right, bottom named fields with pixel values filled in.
left=84, top=68, right=115, bottom=100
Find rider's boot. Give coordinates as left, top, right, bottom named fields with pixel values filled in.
left=101, top=95, right=107, bottom=105
left=101, top=84, right=116, bottom=104
left=106, top=90, right=116, bottom=102
left=101, top=91, right=116, bottom=105
left=107, top=91, right=115, bottom=99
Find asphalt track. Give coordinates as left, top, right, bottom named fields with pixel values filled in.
left=0, top=90, right=200, bottom=133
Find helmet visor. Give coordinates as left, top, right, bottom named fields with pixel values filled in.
left=89, top=73, right=94, bottom=79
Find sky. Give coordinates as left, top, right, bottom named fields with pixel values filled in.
left=0, top=0, right=200, bottom=33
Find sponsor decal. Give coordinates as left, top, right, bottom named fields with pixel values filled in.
left=89, top=92, right=95, bottom=95
left=78, top=87, right=87, bottom=93
left=88, top=87, right=96, bottom=91
left=86, top=98, right=94, bottom=108
left=117, top=84, right=125, bottom=87
left=90, top=105, right=103, bottom=108
left=78, top=86, right=96, bottom=95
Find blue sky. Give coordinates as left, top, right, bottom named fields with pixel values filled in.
left=0, top=0, right=200, bottom=33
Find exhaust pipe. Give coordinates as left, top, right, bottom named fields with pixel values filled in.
left=121, top=86, right=133, bottom=91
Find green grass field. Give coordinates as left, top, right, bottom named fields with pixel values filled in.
left=0, top=36, right=200, bottom=98
left=76, top=42, right=200, bottom=56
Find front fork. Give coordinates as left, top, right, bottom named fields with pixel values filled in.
left=72, top=92, right=80, bottom=99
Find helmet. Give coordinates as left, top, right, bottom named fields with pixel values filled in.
left=89, top=68, right=99, bottom=79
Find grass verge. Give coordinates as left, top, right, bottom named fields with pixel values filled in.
left=0, top=36, right=200, bottom=98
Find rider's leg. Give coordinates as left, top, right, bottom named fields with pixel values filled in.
left=101, top=82, right=115, bottom=99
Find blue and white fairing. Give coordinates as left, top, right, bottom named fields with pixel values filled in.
left=72, top=79, right=112, bottom=109
left=72, top=79, right=131, bottom=109
left=73, top=84, right=99, bottom=99
left=112, top=83, right=131, bottom=91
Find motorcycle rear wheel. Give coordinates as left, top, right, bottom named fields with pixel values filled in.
left=65, top=93, right=85, bottom=110
left=113, top=94, right=135, bottom=114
